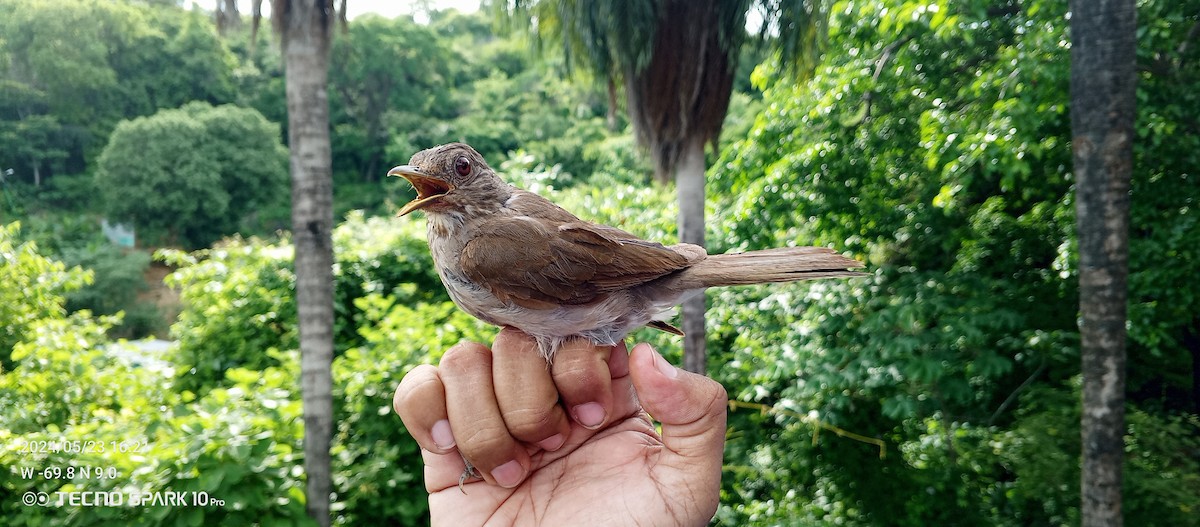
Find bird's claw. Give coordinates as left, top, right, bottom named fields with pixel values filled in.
left=458, top=457, right=482, bottom=494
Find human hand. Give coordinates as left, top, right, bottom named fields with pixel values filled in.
left=393, top=327, right=728, bottom=526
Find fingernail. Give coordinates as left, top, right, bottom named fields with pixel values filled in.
left=572, top=402, right=607, bottom=429
left=491, top=459, right=525, bottom=488
left=537, top=433, right=565, bottom=451
left=651, top=345, right=678, bottom=379
left=431, top=419, right=455, bottom=450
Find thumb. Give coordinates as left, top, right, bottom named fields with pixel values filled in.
left=628, top=342, right=728, bottom=470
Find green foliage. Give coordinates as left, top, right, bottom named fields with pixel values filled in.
left=708, top=0, right=1200, bottom=524
left=162, top=237, right=297, bottom=395
left=332, top=297, right=490, bottom=526
left=0, top=222, right=90, bottom=369
left=0, top=327, right=313, bottom=526
left=1123, top=409, right=1200, bottom=525
left=163, top=212, right=447, bottom=395
left=96, top=109, right=225, bottom=246
left=3, top=1, right=1198, bottom=525
left=96, top=102, right=288, bottom=248
left=0, top=240, right=312, bottom=526
left=2, top=214, right=480, bottom=525
left=8, top=211, right=165, bottom=339
left=0, top=83, right=68, bottom=186
left=161, top=213, right=494, bottom=524
left=329, top=15, right=463, bottom=183
left=0, top=0, right=237, bottom=182
left=0, top=312, right=124, bottom=434
left=60, top=244, right=158, bottom=338
left=330, top=212, right=450, bottom=346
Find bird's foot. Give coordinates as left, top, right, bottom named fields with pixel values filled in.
left=458, top=456, right=482, bottom=494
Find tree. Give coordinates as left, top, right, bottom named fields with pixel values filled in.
left=710, top=0, right=1198, bottom=523
left=499, top=0, right=825, bottom=372
left=1069, top=0, right=1137, bottom=525
left=0, top=83, right=67, bottom=187
left=0, top=222, right=90, bottom=369
left=328, top=15, right=460, bottom=182
left=95, top=102, right=287, bottom=249
left=259, top=1, right=337, bottom=525
left=215, top=0, right=241, bottom=35
left=0, top=0, right=238, bottom=183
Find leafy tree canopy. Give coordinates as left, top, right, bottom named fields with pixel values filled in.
left=96, top=102, right=288, bottom=249
left=0, top=0, right=237, bottom=180
left=706, top=0, right=1199, bottom=523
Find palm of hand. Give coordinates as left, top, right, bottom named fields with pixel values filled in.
left=429, top=414, right=711, bottom=526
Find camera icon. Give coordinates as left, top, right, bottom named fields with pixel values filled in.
left=21, top=492, right=49, bottom=506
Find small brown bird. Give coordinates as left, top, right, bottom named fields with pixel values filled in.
left=388, top=143, right=864, bottom=360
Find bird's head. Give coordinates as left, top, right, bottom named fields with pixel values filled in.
left=388, top=143, right=508, bottom=217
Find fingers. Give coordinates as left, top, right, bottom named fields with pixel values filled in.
left=551, top=337, right=618, bottom=430
left=394, top=364, right=456, bottom=453
left=395, top=331, right=639, bottom=493
left=395, top=364, right=474, bottom=493
left=628, top=342, right=727, bottom=485
left=491, top=328, right=571, bottom=451
left=438, top=341, right=530, bottom=488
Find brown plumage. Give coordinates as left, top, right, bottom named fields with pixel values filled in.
left=389, top=142, right=865, bottom=359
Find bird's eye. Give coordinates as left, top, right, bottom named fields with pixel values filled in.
left=454, top=156, right=471, bottom=177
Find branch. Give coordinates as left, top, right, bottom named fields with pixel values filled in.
left=987, top=361, right=1047, bottom=426
left=857, top=35, right=913, bottom=123
left=727, top=400, right=888, bottom=459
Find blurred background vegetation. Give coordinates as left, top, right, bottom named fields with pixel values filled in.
left=1, top=0, right=1197, bottom=525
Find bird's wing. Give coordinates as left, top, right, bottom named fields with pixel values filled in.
left=460, top=215, right=700, bottom=309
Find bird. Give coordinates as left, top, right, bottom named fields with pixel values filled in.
left=388, top=142, right=865, bottom=361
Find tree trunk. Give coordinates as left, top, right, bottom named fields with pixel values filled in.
left=216, top=0, right=241, bottom=35
left=1069, top=1, right=1137, bottom=526
left=606, top=77, right=619, bottom=131
left=677, top=138, right=707, bottom=373
left=278, top=2, right=335, bottom=526
left=624, top=0, right=736, bottom=374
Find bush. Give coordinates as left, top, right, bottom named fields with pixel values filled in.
left=96, top=102, right=288, bottom=249
left=0, top=319, right=312, bottom=526
left=332, top=296, right=491, bottom=525
left=0, top=237, right=311, bottom=525
left=0, top=222, right=90, bottom=369
left=162, top=237, right=297, bottom=395
left=159, top=211, right=497, bottom=525
left=1, top=212, right=486, bottom=526
left=162, top=211, right=448, bottom=395
left=60, top=243, right=158, bottom=338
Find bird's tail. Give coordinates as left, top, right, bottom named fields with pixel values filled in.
left=667, top=246, right=866, bottom=291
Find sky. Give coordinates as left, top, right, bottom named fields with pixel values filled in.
left=189, top=0, right=481, bottom=21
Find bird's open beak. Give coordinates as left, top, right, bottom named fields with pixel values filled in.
left=388, top=165, right=454, bottom=216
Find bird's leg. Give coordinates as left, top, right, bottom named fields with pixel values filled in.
left=458, top=453, right=482, bottom=493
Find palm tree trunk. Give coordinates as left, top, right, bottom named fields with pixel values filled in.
left=677, top=138, right=707, bottom=373
left=1070, top=0, right=1136, bottom=525
left=606, top=77, right=619, bottom=131
left=278, top=3, right=335, bottom=525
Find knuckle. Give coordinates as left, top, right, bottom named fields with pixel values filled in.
left=393, top=365, right=440, bottom=416
left=557, top=336, right=606, bottom=359
left=493, top=327, right=537, bottom=353
left=456, top=423, right=512, bottom=460
left=714, top=383, right=729, bottom=405
left=502, top=406, right=560, bottom=440
left=439, top=341, right=491, bottom=373
left=551, top=355, right=606, bottom=389
left=704, top=381, right=729, bottom=414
